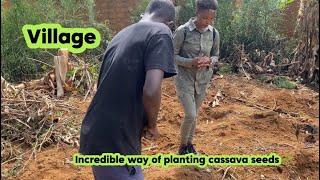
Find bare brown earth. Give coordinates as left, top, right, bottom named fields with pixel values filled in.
left=7, top=75, right=319, bottom=180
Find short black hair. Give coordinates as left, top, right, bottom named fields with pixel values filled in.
left=145, top=0, right=175, bottom=22
left=196, top=0, right=218, bottom=11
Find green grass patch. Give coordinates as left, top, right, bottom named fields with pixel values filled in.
left=273, top=76, right=297, bottom=89
left=217, top=63, right=233, bottom=75
left=257, top=76, right=269, bottom=83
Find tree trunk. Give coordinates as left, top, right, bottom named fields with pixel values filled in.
left=54, top=55, right=68, bottom=98
left=290, top=0, right=319, bottom=88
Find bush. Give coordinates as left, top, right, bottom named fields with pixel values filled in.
left=273, top=76, right=297, bottom=89
left=1, top=0, right=44, bottom=82
left=130, top=0, right=196, bottom=26
left=174, top=0, right=291, bottom=59
left=130, top=0, right=297, bottom=71
left=215, top=0, right=291, bottom=59
left=217, top=63, right=233, bottom=75
left=175, top=0, right=195, bottom=26
left=1, top=0, right=111, bottom=82
left=131, top=0, right=150, bottom=23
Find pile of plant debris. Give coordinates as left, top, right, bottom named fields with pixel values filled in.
left=1, top=55, right=98, bottom=176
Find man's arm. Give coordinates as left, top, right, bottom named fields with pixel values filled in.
left=142, top=69, right=164, bottom=140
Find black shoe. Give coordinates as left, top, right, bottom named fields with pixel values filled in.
left=187, top=144, right=197, bottom=154
left=178, top=145, right=189, bottom=155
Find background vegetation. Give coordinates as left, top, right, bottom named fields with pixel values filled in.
left=0, top=0, right=306, bottom=85
left=1, top=0, right=111, bottom=82
left=131, top=0, right=297, bottom=63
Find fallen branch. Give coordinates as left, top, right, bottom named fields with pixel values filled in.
left=228, top=96, right=268, bottom=110
left=26, top=57, right=54, bottom=68
left=228, top=96, right=300, bottom=117
left=222, top=166, right=231, bottom=180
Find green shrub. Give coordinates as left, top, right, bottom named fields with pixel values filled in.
left=175, top=0, right=195, bottom=26
left=216, top=0, right=288, bottom=59
left=131, top=0, right=150, bottom=23
left=273, top=76, right=297, bottom=89
left=217, top=63, right=233, bottom=75
left=256, top=75, right=270, bottom=83
left=130, top=0, right=296, bottom=68
left=1, top=0, right=42, bottom=82
left=130, top=0, right=195, bottom=26
left=1, top=0, right=111, bottom=82
left=213, top=1, right=237, bottom=58
left=278, top=0, right=295, bottom=9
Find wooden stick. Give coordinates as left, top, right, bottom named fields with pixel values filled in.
left=13, top=118, right=32, bottom=129
left=142, top=145, right=158, bottom=152
left=228, top=96, right=267, bottom=110
left=228, top=96, right=301, bottom=117
left=41, top=50, right=55, bottom=57
left=274, top=61, right=300, bottom=67
left=1, top=98, right=42, bottom=103
left=222, top=166, right=231, bottom=180
left=54, top=56, right=68, bottom=98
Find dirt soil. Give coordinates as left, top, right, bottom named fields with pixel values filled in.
left=7, top=75, right=319, bottom=180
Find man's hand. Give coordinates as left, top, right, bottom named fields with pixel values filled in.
left=143, top=69, right=163, bottom=141
left=198, top=56, right=212, bottom=68
left=191, top=53, right=212, bottom=69
left=191, top=57, right=200, bottom=68
left=193, top=55, right=212, bottom=68
left=142, top=126, right=159, bottom=140
left=191, top=57, right=210, bottom=68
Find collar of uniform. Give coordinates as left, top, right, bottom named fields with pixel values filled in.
left=187, top=17, right=213, bottom=32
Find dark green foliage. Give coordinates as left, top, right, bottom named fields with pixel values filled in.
left=273, top=76, right=297, bottom=89
left=131, top=0, right=296, bottom=66
left=217, top=63, right=233, bottom=75
left=215, top=0, right=289, bottom=60
left=175, top=0, right=195, bottom=26
left=131, top=0, right=150, bottom=23
left=1, top=0, right=111, bottom=82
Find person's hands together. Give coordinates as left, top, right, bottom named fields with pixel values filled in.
left=191, top=53, right=213, bottom=69
left=197, top=54, right=212, bottom=68
left=199, top=53, right=212, bottom=68
left=191, top=57, right=210, bottom=68
left=191, top=57, right=201, bottom=68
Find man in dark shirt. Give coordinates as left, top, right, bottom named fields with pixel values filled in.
left=79, top=0, right=176, bottom=179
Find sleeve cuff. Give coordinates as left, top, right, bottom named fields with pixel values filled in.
left=145, top=65, right=177, bottom=78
